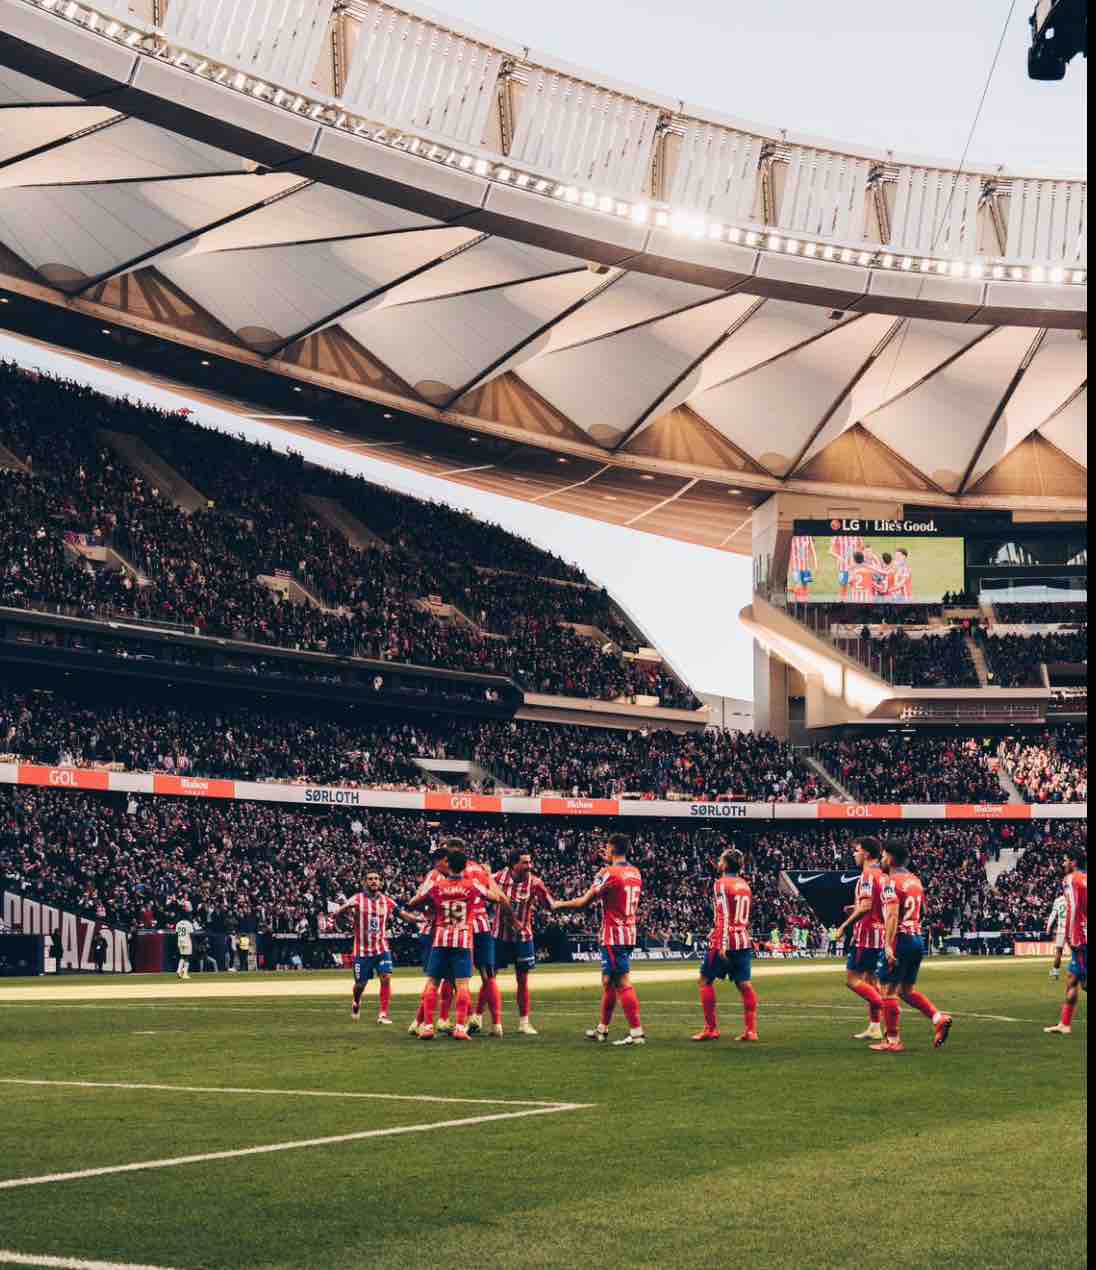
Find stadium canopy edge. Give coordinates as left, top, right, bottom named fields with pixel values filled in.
left=0, top=0, right=1085, bottom=330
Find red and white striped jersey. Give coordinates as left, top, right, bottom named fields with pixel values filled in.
left=591, top=863, right=642, bottom=947
left=1064, top=869, right=1087, bottom=947
left=419, top=876, right=491, bottom=950
left=854, top=864, right=887, bottom=950
left=347, top=892, right=396, bottom=957
left=411, top=866, right=448, bottom=934
left=890, top=561, right=913, bottom=599
left=492, top=868, right=553, bottom=941
left=465, top=860, right=494, bottom=935
left=710, top=875, right=752, bottom=952
left=831, top=535, right=864, bottom=570
left=881, top=869, right=924, bottom=937
left=789, top=536, right=817, bottom=572
left=847, top=563, right=878, bottom=604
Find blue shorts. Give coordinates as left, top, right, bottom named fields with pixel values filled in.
left=838, top=569, right=850, bottom=587
left=600, top=945, right=633, bottom=979
left=846, top=945, right=880, bottom=975
left=701, top=947, right=752, bottom=983
left=1069, top=945, right=1087, bottom=982
left=877, top=935, right=924, bottom=986
left=495, top=938, right=536, bottom=970
left=473, top=931, right=495, bottom=972
left=353, top=953, right=393, bottom=985
left=426, top=946, right=472, bottom=982
left=792, top=569, right=813, bottom=587
left=418, top=933, right=433, bottom=971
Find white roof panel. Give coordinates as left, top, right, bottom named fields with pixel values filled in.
left=1039, top=388, right=1087, bottom=468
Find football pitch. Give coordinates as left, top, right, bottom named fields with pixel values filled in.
left=0, top=960, right=1085, bottom=1270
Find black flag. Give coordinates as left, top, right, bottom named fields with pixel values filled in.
left=780, top=870, right=860, bottom=928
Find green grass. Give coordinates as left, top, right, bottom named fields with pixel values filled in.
left=0, top=961, right=1085, bottom=1270
left=789, top=535, right=965, bottom=603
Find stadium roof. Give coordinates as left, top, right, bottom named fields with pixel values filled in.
left=0, top=0, right=1087, bottom=552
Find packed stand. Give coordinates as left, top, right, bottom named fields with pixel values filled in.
left=813, top=734, right=1005, bottom=803
left=0, top=364, right=697, bottom=707
left=0, top=789, right=1080, bottom=949
left=992, top=601, right=1087, bottom=624
left=846, top=628, right=979, bottom=687
left=978, top=628, right=1088, bottom=687
left=0, top=681, right=820, bottom=802
left=998, top=726, right=1087, bottom=803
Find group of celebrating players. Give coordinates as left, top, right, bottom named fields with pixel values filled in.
left=789, top=533, right=914, bottom=603
left=334, top=831, right=1087, bottom=1048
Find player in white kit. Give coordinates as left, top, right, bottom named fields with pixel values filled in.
left=175, top=918, right=195, bottom=980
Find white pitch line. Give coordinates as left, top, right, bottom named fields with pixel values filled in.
left=0, top=1252, right=176, bottom=1270
left=0, top=1079, right=572, bottom=1109
left=0, top=1104, right=589, bottom=1192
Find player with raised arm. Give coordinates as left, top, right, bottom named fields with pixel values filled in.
left=1047, top=891, right=1068, bottom=980
left=870, top=841, right=952, bottom=1053
left=553, top=832, right=645, bottom=1047
left=332, top=871, right=417, bottom=1025
left=405, top=840, right=513, bottom=1041
left=408, top=846, right=451, bottom=1036
left=1045, top=846, right=1087, bottom=1036
left=477, top=849, right=555, bottom=1037
left=834, top=836, right=887, bottom=1041
left=693, top=845, right=759, bottom=1042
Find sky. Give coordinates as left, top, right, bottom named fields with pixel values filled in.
left=2, top=5, right=1085, bottom=701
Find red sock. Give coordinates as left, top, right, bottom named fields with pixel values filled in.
left=600, top=986, right=617, bottom=1027
left=516, top=973, right=531, bottom=1019
left=455, top=986, right=471, bottom=1028
left=415, top=995, right=425, bottom=1025
left=618, top=986, right=642, bottom=1030
left=439, top=980, right=453, bottom=1022
left=379, top=980, right=391, bottom=1016
left=476, top=983, right=488, bottom=1015
left=852, top=981, right=883, bottom=1014
left=740, top=983, right=758, bottom=1033
left=421, top=984, right=438, bottom=1027
left=1062, top=1003, right=1075, bottom=1027
left=905, top=989, right=937, bottom=1020
left=487, top=979, right=502, bottom=1025
left=882, top=997, right=901, bottom=1041
left=700, top=983, right=718, bottom=1031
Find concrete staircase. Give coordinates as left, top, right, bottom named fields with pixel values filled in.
left=804, top=753, right=855, bottom=801
left=412, top=757, right=497, bottom=791
left=0, top=441, right=29, bottom=473
left=966, top=637, right=990, bottom=687
left=98, top=429, right=207, bottom=513
left=996, top=762, right=1025, bottom=802
left=257, top=573, right=342, bottom=614
left=986, top=848, right=1023, bottom=886
left=300, top=494, right=387, bottom=550
left=64, top=536, right=151, bottom=587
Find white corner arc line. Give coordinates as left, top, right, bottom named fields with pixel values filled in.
left=0, top=1079, right=571, bottom=1109
left=0, top=1253, right=177, bottom=1270
left=0, top=1105, right=590, bottom=1192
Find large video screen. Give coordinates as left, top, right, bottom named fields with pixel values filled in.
left=787, top=532, right=966, bottom=603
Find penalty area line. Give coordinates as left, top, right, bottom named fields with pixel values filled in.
left=0, top=1252, right=177, bottom=1270
left=0, top=1104, right=591, bottom=1192
left=0, top=1078, right=571, bottom=1109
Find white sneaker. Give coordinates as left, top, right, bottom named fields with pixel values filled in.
left=407, top=1020, right=421, bottom=1036
left=612, top=1032, right=646, bottom=1046
left=376, top=1015, right=393, bottom=1026
left=517, top=1020, right=538, bottom=1036
left=1044, top=1023, right=1073, bottom=1035
left=853, top=1026, right=883, bottom=1041
left=1050, top=969, right=1061, bottom=980
left=585, top=1027, right=608, bottom=1043
left=467, top=1014, right=483, bottom=1035
left=490, top=1023, right=504, bottom=1038
left=436, top=1018, right=454, bottom=1035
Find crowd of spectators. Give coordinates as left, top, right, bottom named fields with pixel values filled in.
left=0, top=363, right=696, bottom=707
left=803, top=603, right=942, bottom=627
left=979, top=628, right=1088, bottom=687
left=845, top=628, right=980, bottom=688
left=813, top=734, right=1005, bottom=803
left=998, top=726, right=1087, bottom=803
left=0, top=789, right=1080, bottom=948
left=0, top=681, right=823, bottom=802
left=992, top=601, right=1087, bottom=624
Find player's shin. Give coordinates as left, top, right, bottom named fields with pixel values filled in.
left=903, top=989, right=938, bottom=1021
left=421, top=984, right=438, bottom=1027
left=455, top=985, right=471, bottom=1029
left=439, top=979, right=454, bottom=1022
left=487, top=978, right=502, bottom=1025
left=618, top=985, right=642, bottom=1032
left=740, top=983, right=758, bottom=1034
left=699, top=982, right=718, bottom=1031
left=516, top=970, right=531, bottom=1021
left=882, top=996, right=901, bottom=1042
left=600, top=985, right=618, bottom=1028
left=378, top=978, right=391, bottom=1016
